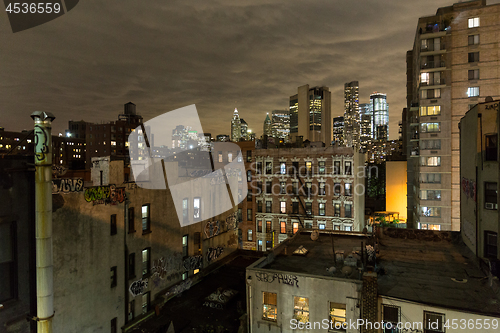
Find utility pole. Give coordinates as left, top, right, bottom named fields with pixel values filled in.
left=31, top=111, right=55, bottom=333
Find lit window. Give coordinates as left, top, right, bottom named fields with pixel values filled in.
left=142, top=248, right=150, bottom=276
left=266, top=220, right=272, bottom=233
left=330, top=303, right=346, bottom=330
left=344, top=161, right=352, bottom=175
left=344, top=183, right=352, bottom=196
left=420, top=106, right=441, bottom=116
left=193, top=197, right=201, bottom=219
left=293, top=222, right=299, bottom=234
left=318, top=161, right=325, bottom=174
left=182, top=235, right=188, bottom=257
left=421, top=123, right=440, bottom=133
left=467, top=86, right=479, bottom=97
left=257, top=220, right=262, bottom=232
left=280, top=162, right=286, bottom=175
left=305, top=161, right=312, bottom=175
left=319, top=223, right=325, bottom=230
left=280, top=201, right=286, bottom=214
left=293, top=297, right=309, bottom=323
left=247, top=208, right=252, bottom=221
left=420, top=72, right=429, bottom=84
left=262, top=292, right=277, bottom=321
left=420, top=206, right=441, bottom=217
left=247, top=229, right=253, bottom=241
left=280, top=221, right=286, bottom=234
left=420, top=156, right=441, bottom=167
left=228, top=152, right=233, bottom=162
left=420, top=190, right=441, bottom=200
left=319, top=203, right=325, bottom=216
left=218, top=151, right=222, bottom=163
left=468, top=17, right=479, bottom=28
left=142, top=205, right=150, bottom=232
left=111, top=141, right=116, bottom=146
left=182, top=198, right=189, bottom=222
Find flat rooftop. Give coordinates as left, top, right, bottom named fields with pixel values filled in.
left=377, top=229, right=500, bottom=316
left=261, top=231, right=370, bottom=280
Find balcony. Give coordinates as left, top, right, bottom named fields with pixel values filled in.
left=420, top=78, right=446, bottom=87
left=420, top=61, right=445, bottom=70
left=410, top=148, right=420, bottom=156
left=420, top=44, right=446, bottom=52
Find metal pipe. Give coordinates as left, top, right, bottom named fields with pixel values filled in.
left=31, top=111, right=55, bottom=333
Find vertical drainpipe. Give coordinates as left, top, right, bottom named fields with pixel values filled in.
left=31, top=111, right=55, bottom=333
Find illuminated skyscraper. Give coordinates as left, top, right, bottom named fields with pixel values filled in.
left=240, top=118, right=248, bottom=140
left=370, top=92, right=389, bottom=141
left=289, top=84, right=332, bottom=144
left=343, top=81, right=360, bottom=148
left=263, top=113, right=272, bottom=137
left=271, top=109, right=290, bottom=141
left=332, top=116, right=345, bottom=146
left=230, top=108, right=241, bottom=142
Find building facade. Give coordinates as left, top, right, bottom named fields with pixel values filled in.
left=271, top=109, right=290, bottom=142
left=343, top=81, right=360, bottom=149
left=289, top=85, right=332, bottom=144
left=332, top=116, right=345, bottom=146
left=231, top=108, right=242, bottom=142
left=406, top=0, right=500, bottom=230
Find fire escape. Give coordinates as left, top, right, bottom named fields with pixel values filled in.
left=287, top=161, right=313, bottom=232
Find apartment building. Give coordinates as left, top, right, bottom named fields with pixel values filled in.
left=406, top=0, right=500, bottom=230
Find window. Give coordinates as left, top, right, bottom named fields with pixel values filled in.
left=421, top=88, right=440, bottom=99
left=333, top=161, right=341, bottom=174
left=182, top=272, right=188, bottom=280
left=334, top=183, right=341, bottom=195
left=280, top=201, right=286, bottom=214
left=485, top=135, right=497, bottom=161
left=228, top=152, right=233, bottom=162
left=182, top=235, right=188, bottom=257
left=293, top=222, right=299, bottom=234
left=257, top=220, right=262, bottom=232
left=334, top=203, right=341, bottom=217
left=293, top=296, right=309, bottom=323
left=246, top=150, right=252, bottom=162
left=305, top=161, right=312, bottom=175
left=420, top=139, right=441, bottom=150
left=424, top=311, right=444, bottom=333
left=247, top=190, right=252, bottom=202
left=128, top=253, right=135, bottom=279
left=383, top=305, right=400, bottom=333
left=110, top=266, right=117, bottom=288
left=319, top=203, right=325, bottom=216
left=193, top=197, right=201, bottom=219
left=330, top=303, right=346, bottom=331
left=128, top=207, right=135, bottom=233
left=305, top=202, right=312, bottom=215
left=142, top=248, right=150, bottom=276
left=468, top=17, right=479, bottom=28
left=319, top=223, right=325, bottom=230
left=319, top=182, right=325, bottom=196
left=468, top=69, right=480, bottom=81
left=265, top=161, right=272, bottom=175
left=258, top=240, right=263, bottom=251
left=256, top=162, right=262, bottom=174
left=280, top=162, right=286, bottom=174
left=257, top=181, right=263, bottom=195
left=420, top=173, right=441, bottom=183
left=420, top=105, right=441, bottom=116
left=420, top=156, right=441, bottom=167
left=345, top=204, right=352, bottom=218
left=247, top=170, right=252, bottom=182
left=420, top=190, right=441, bottom=200
left=280, top=182, right=286, bottom=194
left=247, top=209, right=252, bottom=221
left=318, top=161, right=325, bottom=174
left=266, top=240, right=272, bottom=250
left=127, top=300, right=135, bottom=322
left=266, top=201, right=272, bottom=213
left=305, top=182, right=312, bottom=198
left=262, top=292, right=277, bottom=321
left=344, top=183, right=352, bottom=196
left=484, top=231, right=498, bottom=259
left=142, top=292, right=150, bottom=314
left=247, top=229, right=253, bottom=241
left=421, top=122, right=440, bottom=133
left=111, top=318, right=117, bottom=333
left=421, top=206, right=441, bottom=217
left=141, top=204, right=150, bottom=233
left=237, top=208, right=242, bottom=222
left=467, top=86, right=479, bottom=97
left=194, top=232, right=201, bottom=255
left=292, top=202, right=299, bottom=214
left=468, top=51, right=479, bottom=63
left=182, top=198, right=188, bottom=222
left=110, top=214, right=117, bottom=235
left=280, top=221, right=286, bottom=234
left=266, top=220, right=272, bottom=233
left=266, top=181, right=272, bottom=194
left=218, top=152, right=223, bottom=163
left=485, top=182, right=497, bottom=209
left=344, top=161, right=352, bottom=175
left=468, top=34, right=480, bottom=45
left=257, top=201, right=262, bottom=213
left=292, top=182, right=298, bottom=195
left=344, top=225, right=352, bottom=231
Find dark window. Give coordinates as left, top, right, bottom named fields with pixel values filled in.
left=128, top=253, right=135, bottom=279
left=424, top=311, right=444, bottom=333
left=280, top=182, right=286, bottom=194
left=383, top=305, right=400, bottom=333
left=292, top=162, right=299, bottom=176
left=110, top=266, right=117, bottom=288
left=266, top=201, right=272, bottom=213
left=334, top=183, right=341, bottom=195
left=257, top=181, right=263, bottom=195
left=305, top=202, right=312, bottom=215
left=468, top=69, right=479, bottom=80
left=257, top=201, right=262, bottom=213
left=111, top=318, right=117, bottom=333
left=318, top=161, right=325, bottom=174
left=468, top=34, right=479, bottom=45
left=247, top=190, right=252, bottom=202
left=257, top=162, right=262, bottom=174
left=247, top=209, right=252, bottom=221
left=182, top=235, right=188, bottom=257
left=246, top=150, right=252, bottom=162
left=468, top=51, right=479, bottom=63
left=194, top=232, right=201, bottom=255
left=128, top=301, right=135, bottom=322
left=247, top=170, right=252, bottom=182
left=110, top=214, right=117, bottom=235
left=485, top=134, right=497, bottom=161
left=142, top=204, right=150, bottom=233
left=485, top=182, right=497, bottom=210
left=266, top=240, right=272, bottom=251
left=266, top=221, right=272, bottom=233
left=258, top=220, right=262, bottom=232
left=128, top=207, right=135, bottom=233
left=237, top=208, right=242, bottom=222
left=142, top=248, right=151, bottom=277
left=333, top=161, right=341, bottom=175
left=344, top=161, right=352, bottom=175
left=484, top=231, right=498, bottom=259
left=292, top=182, right=298, bottom=195
left=305, top=182, right=312, bottom=198
left=266, top=181, right=272, bottom=194
left=265, top=162, right=272, bottom=174
left=345, top=204, right=352, bottom=218
left=142, top=292, right=150, bottom=314
left=319, top=182, right=325, bottom=196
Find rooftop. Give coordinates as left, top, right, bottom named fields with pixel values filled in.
left=259, top=231, right=371, bottom=280
left=377, top=228, right=500, bottom=316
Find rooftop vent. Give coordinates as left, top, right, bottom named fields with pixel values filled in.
left=293, top=245, right=309, bottom=256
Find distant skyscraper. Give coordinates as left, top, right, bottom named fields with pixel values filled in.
left=343, top=81, right=360, bottom=148
left=231, top=108, right=241, bottom=142
left=370, top=92, right=389, bottom=141
left=263, top=113, right=272, bottom=137
left=359, top=102, right=373, bottom=150
left=271, top=109, right=290, bottom=141
left=332, top=116, right=345, bottom=146
left=289, top=85, right=332, bottom=144
left=240, top=118, right=248, bottom=140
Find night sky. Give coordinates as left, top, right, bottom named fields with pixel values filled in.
left=2, top=0, right=498, bottom=139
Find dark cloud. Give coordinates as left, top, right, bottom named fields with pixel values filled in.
left=1, top=0, right=499, bottom=139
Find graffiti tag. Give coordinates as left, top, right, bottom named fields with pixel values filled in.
left=207, top=247, right=224, bottom=263
left=84, top=185, right=126, bottom=205
left=165, top=278, right=192, bottom=298
left=255, top=272, right=299, bottom=287
left=204, top=220, right=220, bottom=239
left=52, top=178, right=84, bottom=194
left=34, top=124, right=49, bottom=161
left=129, top=278, right=148, bottom=297
left=183, top=255, right=203, bottom=271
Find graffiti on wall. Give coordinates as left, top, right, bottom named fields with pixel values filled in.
left=207, top=247, right=224, bottom=263
left=183, top=255, right=203, bottom=271
left=204, top=220, right=220, bottom=239
left=461, top=177, right=477, bottom=202
left=164, top=278, right=192, bottom=298
left=84, top=185, right=126, bottom=205
left=255, top=272, right=299, bottom=287
left=52, top=178, right=84, bottom=194
left=129, top=278, right=148, bottom=297
left=150, top=253, right=183, bottom=287
left=34, top=124, right=49, bottom=162
left=225, top=212, right=238, bottom=230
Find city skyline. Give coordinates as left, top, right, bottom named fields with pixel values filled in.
left=4, top=0, right=500, bottom=139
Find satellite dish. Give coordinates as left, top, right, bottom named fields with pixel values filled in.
left=311, top=230, right=319, bottom=241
